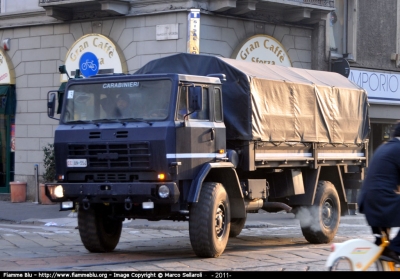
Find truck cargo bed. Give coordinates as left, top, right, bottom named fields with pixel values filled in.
left=136, top=53, right=370, bottom=144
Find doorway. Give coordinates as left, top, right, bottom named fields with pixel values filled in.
left=0, top=85, right=15, bottom=193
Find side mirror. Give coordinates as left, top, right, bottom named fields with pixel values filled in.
left=59, top=65, right=67, bottom=74
left=188, top=86, right=202, bottom=111
left=59, top=65, right=70, bottom=79
left=47, top=92, right=56, bottom=118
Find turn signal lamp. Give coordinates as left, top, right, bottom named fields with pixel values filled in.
left=158, top=173, right=165, bottom=180
left=219, top=149, right=225, bottom=154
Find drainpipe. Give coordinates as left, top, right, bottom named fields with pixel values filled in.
left=343, top=0, right=348, bottom=57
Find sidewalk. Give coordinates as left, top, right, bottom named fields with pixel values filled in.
left=0, top=199, right=368, bottom=230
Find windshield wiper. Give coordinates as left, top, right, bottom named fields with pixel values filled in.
left=92, top=119, right=121, bottom=123
left=119, top=117, right=153, bottom=125
left=66, top=120, right=93, bottom=124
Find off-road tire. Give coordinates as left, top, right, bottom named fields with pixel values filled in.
left=189, top=182, right=231, bottom=258
left=78, top=204, right=123, bottom=252
left=296, top=180, right=340, bottom=244
left=229, top=217, right=246, bottom=237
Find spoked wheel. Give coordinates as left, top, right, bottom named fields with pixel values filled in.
left=189, top=182, right=231, bottom=258
left=78, top=203, right=123, bottom=252
left=295, top=181, right=340, bottom=244
left=329, top=257, right=384, bottom=271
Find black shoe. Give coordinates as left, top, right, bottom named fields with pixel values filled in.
left=380, top=247, right=400, bottom=264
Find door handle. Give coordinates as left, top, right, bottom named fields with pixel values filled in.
left=210, top=128, right=215, bottom=141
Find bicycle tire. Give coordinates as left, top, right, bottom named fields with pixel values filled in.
left=329, top=256, right=384, bottom=271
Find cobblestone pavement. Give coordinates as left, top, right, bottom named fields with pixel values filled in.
left=0, top=220, right=376, bottom=272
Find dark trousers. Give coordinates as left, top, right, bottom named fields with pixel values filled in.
left=372, top=226, right=400, bottom=253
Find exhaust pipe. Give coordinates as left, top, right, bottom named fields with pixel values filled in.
left=262, top=201, right=292, bottom=213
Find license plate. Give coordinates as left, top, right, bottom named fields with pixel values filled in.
left=67, top=159, right=87, bottom=167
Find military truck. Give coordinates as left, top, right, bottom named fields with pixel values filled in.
left=46, top=53, right=369, bottom=258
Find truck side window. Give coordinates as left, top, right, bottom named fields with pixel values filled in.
left=198, top=88, right=209, bottom=120
left=177, top=87, right=188, bottom=120
left=214, top=88, right=223, bottom=122
left=177, top=86, right=209, bottom=120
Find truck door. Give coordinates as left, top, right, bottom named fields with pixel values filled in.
left=174, top=85, right=220, bottom=179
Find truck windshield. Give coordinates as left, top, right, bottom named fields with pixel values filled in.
left=61, top=79, right=172, bottom=123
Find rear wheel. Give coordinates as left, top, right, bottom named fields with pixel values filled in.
left=78, top=204, right=123, bottom=252
left=295, top=181, right=340, bottom=244
left=189, top=182, right=231, bottom=258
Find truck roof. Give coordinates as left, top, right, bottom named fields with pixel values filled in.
left=135, top=53, right=370, bottom=144
left=77, top=72, right=221, bottom=84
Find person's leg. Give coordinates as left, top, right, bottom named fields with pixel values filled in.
left=389, top=229, right=400, bottom=254
left=372, top=226, right=390, bottom=246
left=377, top=227, right=400, bottom=263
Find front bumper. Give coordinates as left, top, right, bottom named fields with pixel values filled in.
left=45, top=182, right=180, bottom=204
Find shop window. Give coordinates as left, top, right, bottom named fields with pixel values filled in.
left=370, top=123, right=396, bottom=159
left=382, top=124, right=394, bottom=143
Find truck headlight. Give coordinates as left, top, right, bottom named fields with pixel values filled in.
left=47, top=185, right=64, bottom=199
left=158, top=185, right=170, bottom=198
left=47, top=184, right=64, bottom=199
left=54, top=185, right=64, bottom=198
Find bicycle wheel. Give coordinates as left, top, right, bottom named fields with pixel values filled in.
left=375, top=260, right=384, bottom=271
left=329, top=256, right=383, bottom=271
left=329, top=257, right=353, bottom=271
left=379, top=260, right=399, bottom=271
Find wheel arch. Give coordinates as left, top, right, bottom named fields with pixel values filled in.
left=188, top=162, right=246, bottom=219
left=288, top=166, right=348, bottom=214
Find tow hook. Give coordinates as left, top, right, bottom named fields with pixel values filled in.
left=82, top=197, right=90, bottom=210
left=124, top=197, right=132, bottom=211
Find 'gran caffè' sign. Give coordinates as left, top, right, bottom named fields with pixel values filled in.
left=232, top=35, right=292, bottom=67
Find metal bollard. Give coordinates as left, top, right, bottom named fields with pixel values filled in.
left=33, top=164, right=39, bottom=204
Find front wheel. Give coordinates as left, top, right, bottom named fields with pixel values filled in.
left=189, top=182, right=231, bottom=258
left=78, top=204, right=123, bottom=252
left=295, top=181, right=340, bottom=244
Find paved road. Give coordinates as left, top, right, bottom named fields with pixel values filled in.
left=0, top=203, right=376, bottom=272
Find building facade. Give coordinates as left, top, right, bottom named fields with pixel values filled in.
left=0, top=0, right=393, bottom=201
left=344, top=0, right=400, bottom=157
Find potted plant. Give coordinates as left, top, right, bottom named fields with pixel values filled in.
left=40, top=143, right=56, bottom=204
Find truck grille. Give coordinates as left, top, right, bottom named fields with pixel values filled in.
left=68, top=142, right=151, bottom=169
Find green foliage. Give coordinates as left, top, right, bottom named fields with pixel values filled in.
left=42, top=143, right=56, bottom=182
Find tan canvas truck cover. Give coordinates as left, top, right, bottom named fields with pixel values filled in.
left=135, top=53, right=370, bottom=144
